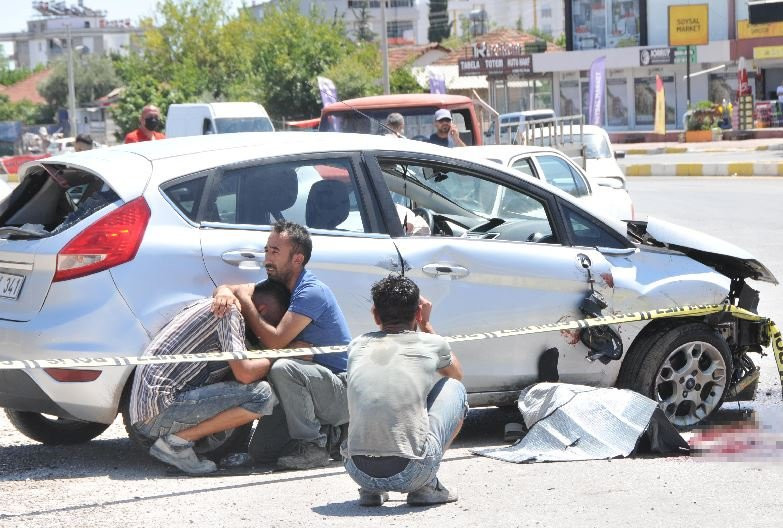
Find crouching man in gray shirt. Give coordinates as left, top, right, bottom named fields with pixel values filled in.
left=341, top=274, right=468, bottom=506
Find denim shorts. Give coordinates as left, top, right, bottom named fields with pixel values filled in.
left=133, top=380, right=277, bottom=439
left=344, top=377, right=468, bottom=494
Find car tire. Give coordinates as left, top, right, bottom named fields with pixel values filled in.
left=120, top=392, right=253, bottom=461
left=4, top=409, right=110, bottom=445
left=617, top=322, right=732, bottom=429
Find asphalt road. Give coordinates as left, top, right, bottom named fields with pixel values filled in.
left=1, top=177, right=782, bottom=528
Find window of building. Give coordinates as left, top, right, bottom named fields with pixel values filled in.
left=634, top=76, right=675, bottom=126
left=607, top=78, right=628, bottom=126
left=387, top=20, right=414, bottom=39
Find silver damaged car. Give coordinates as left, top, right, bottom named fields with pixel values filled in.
left=0, top=133, right=776, bottom=454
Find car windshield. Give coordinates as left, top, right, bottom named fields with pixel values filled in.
left=214, top=117, right=274, bottom=133
left=583, top=133, right=612, bottom=159
left=320, top=107, right=471, bottom=143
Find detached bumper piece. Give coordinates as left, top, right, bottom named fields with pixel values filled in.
left=472, top=383, right=689, bottom=463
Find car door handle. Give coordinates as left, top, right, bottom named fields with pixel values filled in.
left=221, top=250, right=265, bottom=266
left=422, top=264, right=470, bottom=280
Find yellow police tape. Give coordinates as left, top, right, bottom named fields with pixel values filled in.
left=1, top=303, right=782, bottom=394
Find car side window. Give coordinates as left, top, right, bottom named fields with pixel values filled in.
left=378, top=158, right=555, bottom=243
left=203, top=158, right=368, bottom=232
left=534, top=155, right=587, bottom=197
left=510, top=157, right=536, bottom=177
left=163, top=175, right=207, bottom=222
left=564, top=206, right=628, bottom=249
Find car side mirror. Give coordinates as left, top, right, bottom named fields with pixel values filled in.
left=614, top=151, right=626, bottom=159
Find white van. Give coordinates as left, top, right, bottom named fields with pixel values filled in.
left=485, top=109, right=556, bottom=144
left=165, top=102, right=275, bottom=138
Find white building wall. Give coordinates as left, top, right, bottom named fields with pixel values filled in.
left=28, top=38, right=48, bottom=69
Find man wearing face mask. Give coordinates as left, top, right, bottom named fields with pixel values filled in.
left=124, top=104, right=166, bottom=143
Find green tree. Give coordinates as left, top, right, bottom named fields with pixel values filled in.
left=428, top=0, right=450, bottom=43
left=0, top=94, right=48, bottom=124
left=247, top=1, right=352, bottom=120
left=323, top=43, right=424, bottom=99
left=38, top=54, right=120, bottom=108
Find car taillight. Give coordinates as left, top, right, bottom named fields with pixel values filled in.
left=44, top=368, right=102, bottom=382
left=53, top=197, right=151, bottom=282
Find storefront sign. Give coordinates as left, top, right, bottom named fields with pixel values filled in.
left=639, top=46, right=696, bottom=66
left=737, top=19, right=783, bottom=39
left=458, top=54, right=532, bottom=76
left=753, top=45, right=783, bottom=60
left=668, top=4, right=709, bottom=46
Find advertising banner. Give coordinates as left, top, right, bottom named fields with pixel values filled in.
left=654, top=75, right=666, bottom=135
left=668, top=4, right=709, bottom=46
left=588, top=56, right=606, bottom=126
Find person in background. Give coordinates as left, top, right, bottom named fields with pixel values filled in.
left=428, top=109, right=465, bottom=148
left=124, top=104, right=166, bottom=143
left=74, top=134, right=93, bottom=152
left=385, top=113, right=405, bottom=138
left=342, top=274, right=467, bottom=506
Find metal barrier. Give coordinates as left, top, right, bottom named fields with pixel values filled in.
left=516, top=114, right=584, bottom=148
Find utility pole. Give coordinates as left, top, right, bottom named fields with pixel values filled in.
left=380, top=0, right=390, bottom=95
left=66, top=25, right=77, bottom=137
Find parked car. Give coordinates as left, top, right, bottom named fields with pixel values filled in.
left=580, top=125, right=627, bottom=188
left=462, top=144, right=634, bottom=220
left=165, top=102, right=275, bottom=138
left=0, top=133, right=775, bottom=454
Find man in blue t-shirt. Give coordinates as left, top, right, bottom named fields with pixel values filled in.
left=213, top=220, right=351, bottom=470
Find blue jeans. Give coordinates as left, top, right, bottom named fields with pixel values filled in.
left=344, top=378, right=468, bottom=493
left=133, top=380, right=277, bottom=439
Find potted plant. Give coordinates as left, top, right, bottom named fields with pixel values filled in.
left=685, top=101, right=721, bottom=142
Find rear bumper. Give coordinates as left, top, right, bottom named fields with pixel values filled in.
left=0, top=271, right=150, bottom=423
left=0, top=370, right=78, bottom=419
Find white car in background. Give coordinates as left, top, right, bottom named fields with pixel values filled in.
left=580, top=125, right=627, bottom=189
left=463, top=144, right=634, bottom=220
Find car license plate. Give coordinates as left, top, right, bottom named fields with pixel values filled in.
left=0, top=273, right=25, bottom=300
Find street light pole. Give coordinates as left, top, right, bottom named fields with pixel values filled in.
left=66, top=25, right=77, bottom=137
left=380, top=0, right=390, bottom=95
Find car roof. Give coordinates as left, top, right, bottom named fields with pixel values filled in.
left=461, top=144, right=563, bottom=164
left=322, top=94, right=472, bottom=111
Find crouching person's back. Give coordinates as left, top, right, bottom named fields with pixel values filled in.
left=341, top=274, right=468, bottom=506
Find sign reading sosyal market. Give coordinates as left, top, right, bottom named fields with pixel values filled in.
left=668, top=4, right=709, bottom=47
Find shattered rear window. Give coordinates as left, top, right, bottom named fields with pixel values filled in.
left=0, top=164, right=120, bottom=240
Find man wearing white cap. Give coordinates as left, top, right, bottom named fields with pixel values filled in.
left=428, top=109, right=465, bottom=148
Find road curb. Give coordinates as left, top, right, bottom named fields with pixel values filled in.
left=623, top=162, right=783, bottom=176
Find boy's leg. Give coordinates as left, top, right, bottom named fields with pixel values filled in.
left=407, top=378, right=468, bottom=505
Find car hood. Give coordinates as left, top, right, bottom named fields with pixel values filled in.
left=585, top=157, right=626, bottom=181
left=628, top=217, right=777, bottom=284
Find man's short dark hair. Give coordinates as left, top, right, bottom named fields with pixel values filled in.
left=75, top=133, right=93, bottom=146
left=252, top=279, right=291, bottom=311
left=273, top=220, right=312, bottom=266
left=371, top=274, right=420, bottom=326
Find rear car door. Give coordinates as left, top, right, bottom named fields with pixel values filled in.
left=184, top=153, right=400, bottom=337
left=366, top=154, right=619, bottom=398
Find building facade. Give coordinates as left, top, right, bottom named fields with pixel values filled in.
left=0, top=2, right=142, bottom=70
left=458, top=0, right=783, bottom=131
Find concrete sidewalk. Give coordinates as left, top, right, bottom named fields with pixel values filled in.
left=618, top=136, right=783, bottom=176
left=617, top=136, right=783, bottom=155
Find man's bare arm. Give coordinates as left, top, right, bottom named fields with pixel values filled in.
left=212, top=283, right=254, bottom=317
left=438, top=353, right=463, bottom=381
left=233, top=287, right=312, bottom=349
left=228, top=358, right=272, bottom=384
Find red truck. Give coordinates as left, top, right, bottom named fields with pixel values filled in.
left=319, top=94, right=483, bottom=146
